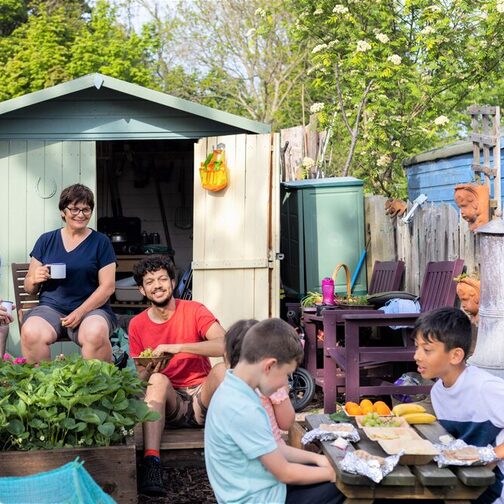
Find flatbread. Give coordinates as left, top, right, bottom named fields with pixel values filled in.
left=354, top=449, right=386, bottom=467
left=320, top=423, right=355, bottom=433
left=443, top=447, right=480, bottom=462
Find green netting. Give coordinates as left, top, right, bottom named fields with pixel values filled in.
left=0, top=458, right=116, bottom=504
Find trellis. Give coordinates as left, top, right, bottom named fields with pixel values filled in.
left=468, top=105, right=502, bottom=218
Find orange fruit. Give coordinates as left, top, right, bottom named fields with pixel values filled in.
left=359, top=399, right=373, bottom=410
left=373, top=401, right=391, bottom=415
left=361, top=405, right=374, bottom=415
left=345, top=402, right=362, bottom=416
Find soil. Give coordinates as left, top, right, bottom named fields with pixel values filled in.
left=139, top=466, right=216, bottom=504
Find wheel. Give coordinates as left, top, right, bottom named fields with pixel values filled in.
left=288, top=367, right=316, bottom=412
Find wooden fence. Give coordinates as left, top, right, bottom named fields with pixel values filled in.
left=365, top=196, right=479, bottom=294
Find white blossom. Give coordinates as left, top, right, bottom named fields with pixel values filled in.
left=310, top=102, right=325, bottom=113
left=377, top=154, right=392, bottom=167
left=328, top=39, right=339, bottom=48
left=246, top=28, right=256, bottom=37
left=387, top=54, right=402, bottom=65
left=497, top=0, right=504, bottom=13
left=312, top=43, right=328, bottom=54
left=434, top=115, right=449, bottom=126
left=314, top=8, right=324, bottom=14
left=392, top=140, right=401, bottom=148
left=255, top=7, right=266, bottom=17
left=39, top=435, right=45, bottom=441
left=421, top=25, right=435, bottom=35
left=375, top=33, right=389, bottom=43
left=302, top=157, right=316, bottom=169
left=356, top=40, right=372, bottom=52
left=333, top=4, right=349, bottom=14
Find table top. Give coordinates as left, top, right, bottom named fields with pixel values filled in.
left=305, top=414, right=495, bottom=503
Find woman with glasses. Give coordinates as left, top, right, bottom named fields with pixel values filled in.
left=22, top=184, right=117, bottom=363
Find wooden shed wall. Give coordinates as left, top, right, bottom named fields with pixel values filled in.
left=0, top=140, right=95, bottom=355
left=192, top=133, right=280, bottom=330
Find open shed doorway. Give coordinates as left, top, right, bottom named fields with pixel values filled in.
left=95, top=139, right=196, bottom=277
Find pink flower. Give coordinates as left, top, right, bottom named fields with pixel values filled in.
left=13, top=357, right=27, bottom=365
left=2, top=353, right=12, bottom=361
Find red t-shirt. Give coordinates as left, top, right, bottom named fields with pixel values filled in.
left=129, top=300, right=218, bottom=388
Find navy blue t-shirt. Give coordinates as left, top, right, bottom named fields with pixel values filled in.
left=30, top=229, right=116, bottom=317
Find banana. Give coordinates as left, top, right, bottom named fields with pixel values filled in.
left=392, top=403, right=426, bottom=416
left=402, top=413, right=437, bottom=424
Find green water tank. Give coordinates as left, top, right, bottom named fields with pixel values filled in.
left=280, top=177, right=366, bottom=299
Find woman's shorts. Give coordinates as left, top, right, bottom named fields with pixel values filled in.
left=23, top=305, right=117, bottom=343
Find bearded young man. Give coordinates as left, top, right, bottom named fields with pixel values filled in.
left=129, top=256, right=226, bottom=496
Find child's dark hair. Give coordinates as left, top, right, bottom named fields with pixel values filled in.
left=240, top=318, right=304, bottom=365
left=225, top=319, right=259, bottom=368
left=133, top=255, right=177, bottom=286
left=413, top=307, right=471, bottom=357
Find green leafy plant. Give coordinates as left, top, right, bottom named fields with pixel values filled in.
left=301, top=291, right=323, bottom=307
left=0, top=354, right=159, bottom=451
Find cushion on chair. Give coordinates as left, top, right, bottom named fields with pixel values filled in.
left=367, top=290, right=418, bottom=306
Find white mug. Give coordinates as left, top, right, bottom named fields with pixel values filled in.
left=0, top=300, right=13, bottom=317
left=47, top=263, right=66, bottom=280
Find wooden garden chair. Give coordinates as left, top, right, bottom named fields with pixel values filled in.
left=326, top=259, right=465, bottom=404
left=300, top=260, right=406, bottom=409
left=11, top=262, right=70, bottom=342
left=367, top=260, right=405, bottom=294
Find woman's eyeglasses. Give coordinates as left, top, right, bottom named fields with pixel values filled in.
left=66, top=206, right=92, bottom=216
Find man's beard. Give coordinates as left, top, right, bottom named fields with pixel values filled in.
left=149, top=290, right=173, bottom=308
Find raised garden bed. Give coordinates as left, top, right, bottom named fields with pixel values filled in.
left=0, top=437, right=137, bottom=503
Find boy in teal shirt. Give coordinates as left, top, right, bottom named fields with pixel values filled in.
left=205, top=318, right=343, bottom=504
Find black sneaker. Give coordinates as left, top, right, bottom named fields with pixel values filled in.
left=138, top=456, right=166, bottom=496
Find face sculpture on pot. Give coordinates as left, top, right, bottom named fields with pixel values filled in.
left=456, top=277, right=480, bottom=325
left=454, top=184, right=490, bottom=231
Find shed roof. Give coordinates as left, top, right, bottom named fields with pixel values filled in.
left=0, top=73, right=271, bottom=140
left=403, top=131, right=504, bottom=167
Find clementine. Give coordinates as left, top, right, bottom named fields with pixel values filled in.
left=345, top=402, right=362, bottom=416
left=373, top=401, right=391, bottom=415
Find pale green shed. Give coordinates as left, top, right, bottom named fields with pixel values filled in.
left=0, top=74, right=280, bottom=356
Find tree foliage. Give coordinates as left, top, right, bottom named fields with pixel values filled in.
left=0, top=0, right=158, bottom=100
left=291, top=0, right=504, bottom=196
left=137, top=0, right=311, bottom=128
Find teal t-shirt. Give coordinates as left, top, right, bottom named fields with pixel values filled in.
left=204, top=370, right=286, bottom=504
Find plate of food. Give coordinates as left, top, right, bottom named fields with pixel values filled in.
left=132, top=348, right=173, bottom=367
left=356, top=413, right=408, bottom=428
left=378, top=438, right=439, bottom=465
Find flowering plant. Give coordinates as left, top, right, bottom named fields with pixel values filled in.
left=0, top=354, right=158, bottom=450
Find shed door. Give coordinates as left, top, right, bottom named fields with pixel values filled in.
left=193, top=134, right=280, bottom=328
left=0, top=140, right=96, bottom=354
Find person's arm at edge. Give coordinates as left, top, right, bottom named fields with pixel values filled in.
left=271, top=388, right=295, bottom=431
left=260, top=447, right=335, bottom=485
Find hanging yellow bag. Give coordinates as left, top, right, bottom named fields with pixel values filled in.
left=199, top=148, right=229, bottom=192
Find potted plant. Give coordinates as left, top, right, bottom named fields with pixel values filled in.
left=0, top=354, right=159, bottom=503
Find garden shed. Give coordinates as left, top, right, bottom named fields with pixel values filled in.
left=404, top=134, right=504, bottom=207
left=0, top=73, right=280, bottom=355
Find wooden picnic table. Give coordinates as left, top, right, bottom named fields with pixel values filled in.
left=304, top=414, right=495, bottom=504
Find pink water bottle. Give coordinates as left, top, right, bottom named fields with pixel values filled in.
left=321, top=277, right=335, bottom=305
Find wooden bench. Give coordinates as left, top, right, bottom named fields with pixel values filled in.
left=134, top=425, right=205, bottom=467
left=304, top=414, right=495, bottom=504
